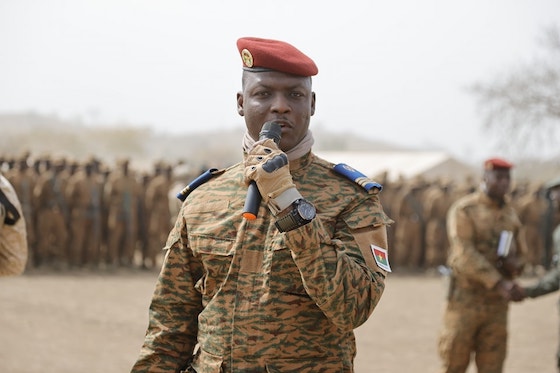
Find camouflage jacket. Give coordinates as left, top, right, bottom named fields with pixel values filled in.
left=446, top=190, right=527, bottom=304
left=524, top=225, right=560, bottom=299
left=0, top=174, right=28, bottom=276
left=132, top=152, right=392, bottom=373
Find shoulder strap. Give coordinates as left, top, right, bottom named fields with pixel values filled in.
left=332, top=163, right=383, bottom=192
left=0, top=188, right=21, bottom=225
left=176, top=168, right=222, bottom=202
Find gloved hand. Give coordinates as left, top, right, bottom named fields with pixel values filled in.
left=244, top=138, right=296, bottom=205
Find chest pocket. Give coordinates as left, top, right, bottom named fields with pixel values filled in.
left=270, top=238, right=308, bottom=296
left=468, top=205, right=517, bottom=257
left=190, top=234, right=235, bottom=298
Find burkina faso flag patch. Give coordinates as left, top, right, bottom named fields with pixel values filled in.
left=371, top=244, right=392, bottom=272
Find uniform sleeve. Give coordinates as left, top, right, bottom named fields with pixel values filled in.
left=525, top=226, right=560, bottom=298
left=131, top=210, right=203, bottom=373
left=0, top=176, right=28, bottom=277
left=447, top=202, right=502, bottom=290
left=284, top=191, right=392, bottom=332
left=524, top=269, right=560, bottom=298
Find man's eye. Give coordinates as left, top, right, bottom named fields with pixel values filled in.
left=291, top=92, right=304, bottom=97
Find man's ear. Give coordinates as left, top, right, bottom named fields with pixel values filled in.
left=237, top=92, right=244, bottom=116
left=311, top=92, right=316, bottom=116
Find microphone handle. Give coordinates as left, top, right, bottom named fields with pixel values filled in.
left=242, top=121, right=282, bottom=220
left=242, top=181, right=261, bottom=220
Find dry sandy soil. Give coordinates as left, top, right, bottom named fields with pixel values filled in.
left=1, top=269, right=557, bottom=373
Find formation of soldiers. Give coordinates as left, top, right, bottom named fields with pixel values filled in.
left=377, top=172, right=560, bottom=274
left=1, top=151, right=559, bottom=274
left=0, top=152, right=182, bottom=271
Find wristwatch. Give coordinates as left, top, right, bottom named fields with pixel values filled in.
left=275, top=198, right=316, bottom=232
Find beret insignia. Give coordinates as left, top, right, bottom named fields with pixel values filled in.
left=241, top=48, right=254, bottom=68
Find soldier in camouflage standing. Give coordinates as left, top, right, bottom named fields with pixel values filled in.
left=5, top=155, right=37, bottom=268
left=66, top=159, right=103, bottom=268
left=517, top=184, right=549, bottom=274
left=0, top=169, right=28, bottom=276
left=517, top=176, right=560, bottom=372
left=438, top=157, right=527, bottom=373
left=394, top=177, right=426, bottom=270
left=33, top=157, right=69, bottom=269
left=105, top=158, right=140, bottom=268
left=137, top=170, right=152, bottom=269
left=131, top=37, right=393, bottom=373
left=143, top=162, right=172, bottom=269
left=424, top=179, right=455, bottom=271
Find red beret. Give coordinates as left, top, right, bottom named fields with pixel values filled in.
left=237, top=37, right=318, bottom=77
left=484, top=157, right=513, bottom=170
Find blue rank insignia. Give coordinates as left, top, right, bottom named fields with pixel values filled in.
left=333, top=163, right=382, bottom=192
left=176, top=168, right=219, bottom=202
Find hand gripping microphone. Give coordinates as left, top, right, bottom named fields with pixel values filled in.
left=242, top=121, right=282, bottom=220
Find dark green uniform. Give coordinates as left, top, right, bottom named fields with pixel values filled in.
left=524, top=225, right=560, bottom=368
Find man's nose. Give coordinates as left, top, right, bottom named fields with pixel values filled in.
left=270, top=94, right=291, bottom=113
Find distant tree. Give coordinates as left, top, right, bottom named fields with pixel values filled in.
left=470, top=25, right=560, bottom=157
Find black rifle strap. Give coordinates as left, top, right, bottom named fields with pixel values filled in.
left=0, top=188, right=21, bottom=225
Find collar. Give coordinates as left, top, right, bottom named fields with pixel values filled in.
left=288, top=151, right=314, bottom=173
left=477, top=189, right=509, bottom=208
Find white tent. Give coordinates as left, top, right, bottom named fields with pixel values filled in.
left=314, top=150, right=476, bottom=182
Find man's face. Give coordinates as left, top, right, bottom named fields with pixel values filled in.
left=237, top=70, right=316, bottom=152
left=484, top=169, right=511, bottom=200
left=550, top=186, right=560, bottom=201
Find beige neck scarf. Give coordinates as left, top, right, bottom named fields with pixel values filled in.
left=242, top=129, right=314, bottom=161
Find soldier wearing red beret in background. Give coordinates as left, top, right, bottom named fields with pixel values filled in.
left=131, top=37, right=393, bottom=373
left=438, top=157, right=528, bottom=373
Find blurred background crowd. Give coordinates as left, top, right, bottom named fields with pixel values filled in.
left=2, top=150, right=559, bottom=275
left=0, top=151, right=194, bottom=272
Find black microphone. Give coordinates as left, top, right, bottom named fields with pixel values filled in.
left=242, top=121, right=282, bottom=220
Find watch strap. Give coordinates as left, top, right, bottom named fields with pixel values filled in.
left=275, top=209, right=302, bottom=232
left=274, top=199, right=315, bottom=232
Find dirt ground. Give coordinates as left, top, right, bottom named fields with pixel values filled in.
left=1, top=269, right=558, bottom=373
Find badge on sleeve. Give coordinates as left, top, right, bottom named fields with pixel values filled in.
left=371, top=245, right=392, bottom=272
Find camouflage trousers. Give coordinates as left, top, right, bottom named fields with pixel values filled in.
left=438, top=300, right=508, bottom=373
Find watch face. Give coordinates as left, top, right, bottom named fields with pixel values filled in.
left=297, top=201, right=316, bottom=220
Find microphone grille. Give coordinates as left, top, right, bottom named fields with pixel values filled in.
left=259, top=121, right=282, bottom=144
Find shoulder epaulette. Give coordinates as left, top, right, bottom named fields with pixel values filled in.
left=176, top=168, right=223, bottom=202
left=332, top=163, right=383, bottom=192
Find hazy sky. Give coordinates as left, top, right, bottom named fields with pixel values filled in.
left=1, top=0, right=559, bottom=163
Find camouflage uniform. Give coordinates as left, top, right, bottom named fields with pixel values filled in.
left=5, top=158, right=36, bottom=268
left=394, top=182, right=426, bottom=269
left=524, top=224, right=560, bottom=368
left=132, top=152, right=392, bottom=373
left=105, top=160, right=140, bottom=267
left=33, top=160, right=69, bottom=267
left=517, top=187, right=548, bottom=270
left=66, top=162, right=103, bottom=267
left=438, top=190, right=527, bottom=373
left=424, top=182, right=455, bottom=269
left=144, top=166, right=172, bottom=269
left=0, top=174, right=28, bottom=276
